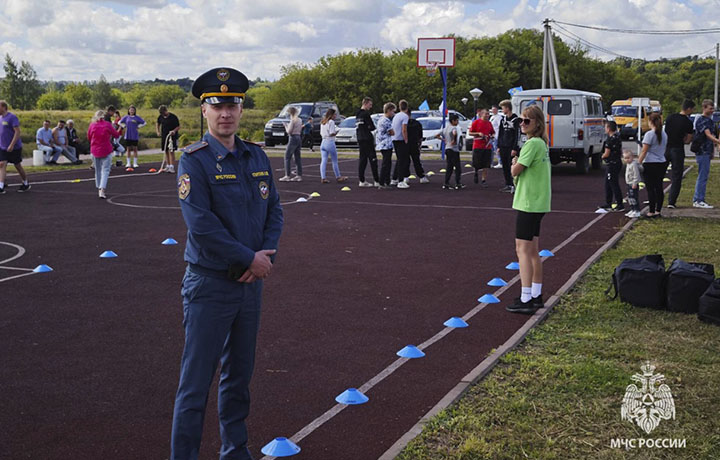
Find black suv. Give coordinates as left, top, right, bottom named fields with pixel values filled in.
left=264, top=101, right=341, bottom=147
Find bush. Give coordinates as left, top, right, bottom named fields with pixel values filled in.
left=36, top=91, right=68, bottom=110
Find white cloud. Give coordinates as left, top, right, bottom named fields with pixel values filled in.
left=0, top=0, right=719, bottom=83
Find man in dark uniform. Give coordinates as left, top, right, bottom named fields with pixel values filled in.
left=171, top=67, right=284, bottom=460
left=497, top=99, right=521, bottom=192
left=355, top=96, right=379, bottom=187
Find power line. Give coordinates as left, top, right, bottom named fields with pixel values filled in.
left=551, top=19, right=720, bottom=35
left=552, top=23, right=718, bottom=61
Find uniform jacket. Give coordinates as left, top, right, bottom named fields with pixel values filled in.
left=177, top=133, right=284, bottom=272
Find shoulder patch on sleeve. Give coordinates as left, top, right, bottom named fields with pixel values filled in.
left=181, top=141, right=208, bottom=155
left=178, top=173, right=191, bottom=200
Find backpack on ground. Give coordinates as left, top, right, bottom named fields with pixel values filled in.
left=698, top=279, right=720, bottom=326
left=607, top=254, right=666, bottom=308
left=665, top=259, right=715, bottom=313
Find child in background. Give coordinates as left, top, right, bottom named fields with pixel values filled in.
left=439, top=113, right=463, bottom=189
left=302, top=118, right=314, bottom=151
left=623, top=149, right=642, bottom=218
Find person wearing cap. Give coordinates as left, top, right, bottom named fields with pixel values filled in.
left=171, top=67, right=284, bottom=460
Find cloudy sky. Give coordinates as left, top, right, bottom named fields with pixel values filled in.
left=0, top=0, right=719, bottom=83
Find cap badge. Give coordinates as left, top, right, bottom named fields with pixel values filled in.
left=217, top=69, right=230, bottom=81
left=220, top=84, right=229, bottom=93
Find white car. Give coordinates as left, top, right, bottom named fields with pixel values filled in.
left=335, top=116, right=357, bottom=146
left=418, top=117, right=464, bottom=152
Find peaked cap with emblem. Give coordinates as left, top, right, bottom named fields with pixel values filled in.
left=191, top=67, right=249, bottom=105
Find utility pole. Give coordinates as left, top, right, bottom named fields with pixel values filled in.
left=542, top=19, right=562, bottom=89
left=715, top=43, right=718, bottom=108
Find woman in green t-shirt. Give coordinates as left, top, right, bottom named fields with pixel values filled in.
left=506, top=104, right=552, bottom=314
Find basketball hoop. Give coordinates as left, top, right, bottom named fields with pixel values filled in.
left=426, top=62, right=439, bottom=77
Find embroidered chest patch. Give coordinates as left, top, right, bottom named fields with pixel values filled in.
left=258, top=181, right=270, bottom=200
left=178, top=174, right=191, bottom=200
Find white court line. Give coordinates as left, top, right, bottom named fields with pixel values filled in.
left=0, top=266, right=34, bottom=271
left=307, top=199, right=596, bottom=215
left=260, top=211, right=608, bottom=459
left=0, top=271, right=37, bottom=284
left=106, top=188, right=312, bottom=210
left=6, top=170, right=163, bottom=187
left=0, top=241, right=26, bottom=265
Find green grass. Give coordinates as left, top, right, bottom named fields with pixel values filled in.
left=397, top=163, right=720, bottom=460
left=11, top=107, right=275, bottom=158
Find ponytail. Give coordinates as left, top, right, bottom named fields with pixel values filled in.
left=649, top=112, right=662, bottom=145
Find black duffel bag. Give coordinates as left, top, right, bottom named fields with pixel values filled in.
left=699, top=279, right=720, bottom=326
left=608, top=254, right=666, bottom=308
left=666, top=259, right=714, bottom=313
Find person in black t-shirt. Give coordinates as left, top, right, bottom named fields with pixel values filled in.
left=355, top=97, right=379, bottom=187
left=406, top=109, right=427, bottom=182
left=664, top=99, right=695, bottom=208
left=599, top=121, right=624, bottom=211
left=156, top=104, right=180, bottom=173
left=497, top=99, right=521, bottom=192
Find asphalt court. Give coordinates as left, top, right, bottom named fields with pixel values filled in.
left=0, top=156, right=627, bottom=459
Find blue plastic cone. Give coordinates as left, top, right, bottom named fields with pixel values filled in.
left=33, top=264, right=53, bottom=273
left=444, top=317, right=469, bottom=328
left=261, top=437, right=301, bottom=457
left=162, top=238, right=178, bottom=245
left=487, top=277, right=508, bottom=287
left=505, top=262, right=520, bottom=270
left=335, top=388, right=369, bottom=405
left=100, top=251, right=117, bottom=258
left=478, top=294, right=501, bottom=304
left=397, top=345, right=425, bottom=358
left=539, top=249, right=554, bottom=257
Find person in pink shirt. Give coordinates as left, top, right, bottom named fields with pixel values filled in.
left=87, top=110, right=122, bottom=199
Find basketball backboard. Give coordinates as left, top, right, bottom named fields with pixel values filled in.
left=417, top=37, right=455, bottom=67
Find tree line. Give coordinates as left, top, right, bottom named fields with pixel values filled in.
left=1, top=29, right=717, bottom=116
left=246, top=29, right=719, bottom=116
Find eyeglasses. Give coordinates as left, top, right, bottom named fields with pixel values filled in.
left=519, top=118, right=532, bottom=125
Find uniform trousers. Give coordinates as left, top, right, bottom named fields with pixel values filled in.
left=392, top=140, right=410, bottom=181
left=358, top=139, right=379, bottom=183
left=171, top=266, right=262, bottom=460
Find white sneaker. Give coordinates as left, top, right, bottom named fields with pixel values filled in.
left=279, top=175, right=292, bottom=182
left=390, top=179, right=398, bottom=186
left=290, top=175, right=303, bottom=182
left=125, top=163, right=131, bottom=168
left=420, top=176, right=430, bottom=184
left=693, top=201, right=714, bottom=209
left=374, top=182, right=381, bottom=188
left=359, top=181, right=373, bottom=187
left=397, top=181, right=410, bottom=189
left=133, top=162, right=139, bottom=168
left=492, top=164, right=503, bottom=169
left=98, top=189, right=106, bottom=199
left=167, top=165, right=175, bottom=173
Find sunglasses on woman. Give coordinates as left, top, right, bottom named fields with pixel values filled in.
left=518, top=117, right=532, bottom=125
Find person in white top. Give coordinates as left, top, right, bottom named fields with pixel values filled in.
left=279, top=106, right=304, bottom=182
left=319, top=108, right=348, bottom=183
left=489, top=105, right=503, bottom=168
left=391, top=99, right=411, bottom=188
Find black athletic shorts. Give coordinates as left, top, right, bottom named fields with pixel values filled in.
left=515, top=211, right=545, bottom=241
left=124, top=139, right=138, bottom=147
left=472, top=148, right=492, bottom=169
left=0, top=147, right=22, bottom=164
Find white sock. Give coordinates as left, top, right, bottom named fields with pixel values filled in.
left=521, top=287, right=532, bottom=303
left=532, top=283, right=542, bottom=298
left=23, top=180, right=28, bottom=185
left=0, top=181, right=4, bottom=188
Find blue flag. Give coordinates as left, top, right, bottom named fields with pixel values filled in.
left=508, top=86, right=524, bottom=96
left=419, top=100, right=430, bottom=111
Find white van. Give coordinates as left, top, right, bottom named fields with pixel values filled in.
left=512, top=89, right=605, bottom=174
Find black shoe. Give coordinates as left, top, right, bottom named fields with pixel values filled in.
left=481, top=180, right=488, bottom=188
left=505, top=297, right=538, bottom=314
left=442, top=184, right=451, bottom=190
left=17, top=183, right=31, bottom=192
left=532, top=295, right=544, bottom=309
left=73, top=160, right=83, bottom=165
left=598, top=203, right=612, bottom=210
left=500, top=185, right=513, bottom=193
left=473, top=171, right=479, bottom=184
left=455, top=183, right=466, bottom=190
left=613, top=205, right=625, bottom=212
left=0, top=186, right=6, bottom=194
left=667, top=204, right=676, bottom=209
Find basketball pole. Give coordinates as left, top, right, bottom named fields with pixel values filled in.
left=441, top=67, right=448, bottom=160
